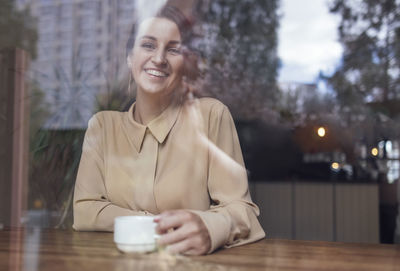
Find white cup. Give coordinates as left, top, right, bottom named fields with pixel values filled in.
left=114, top=216, right=159, bottom=253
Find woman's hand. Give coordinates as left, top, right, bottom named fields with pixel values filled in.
left=154, top=210, right=211, bottom=255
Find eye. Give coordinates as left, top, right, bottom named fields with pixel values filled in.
left=168, top=47, right=181, bottom=55
left=141, top=42, right=155, bottom=50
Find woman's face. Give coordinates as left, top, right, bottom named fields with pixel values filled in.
left=129, top=17, right=184, bottom=97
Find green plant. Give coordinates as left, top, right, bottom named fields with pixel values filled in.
left=29, top=128, right=85, bottom=228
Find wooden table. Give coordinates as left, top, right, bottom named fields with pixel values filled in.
left=1, top=228, right=399, bottom=271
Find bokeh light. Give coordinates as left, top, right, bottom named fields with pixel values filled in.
left=317, top=127, right=326, bottom=137
left=331, top=162, right=339, bottom=170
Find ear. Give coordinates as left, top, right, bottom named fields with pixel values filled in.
left=127, top=55, right=132, bottom=68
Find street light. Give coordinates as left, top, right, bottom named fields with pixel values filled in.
left=331, top=162, right=340, bottom=170
left=317, top=127, right=326, bottom=137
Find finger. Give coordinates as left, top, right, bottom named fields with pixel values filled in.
left=154, top=210, right=180, bottom=222
left=183, top=234, right=210, bottom=255
left=153, top=214, right=164, bottom=223
left=166, top=238, right=193, bottom=255
left=182, top=248, right=204, bottom=256
left=158, top=224, right=192, bottom=246
left=156, top=211, right=191, bottom=233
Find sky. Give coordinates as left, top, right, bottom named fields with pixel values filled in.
left=278, top=0, right=343, bottom=84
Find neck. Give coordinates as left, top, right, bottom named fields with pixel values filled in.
left=133, top=90, right=177, bottom=125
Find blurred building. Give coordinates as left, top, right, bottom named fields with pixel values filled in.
left=16, top=0, right=137, bottom=129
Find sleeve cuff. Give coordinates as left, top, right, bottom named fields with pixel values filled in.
left=188, top=210, right=231, bottom=254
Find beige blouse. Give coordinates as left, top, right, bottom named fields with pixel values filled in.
left=73, top=97, right=265, bottom=253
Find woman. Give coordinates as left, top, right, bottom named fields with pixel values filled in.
left=73, top=6, right=265, bottom=255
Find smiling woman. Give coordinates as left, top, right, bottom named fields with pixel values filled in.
left=72, top=4, right=265, bottom=256
left=129, top=17, right=184, bottom=122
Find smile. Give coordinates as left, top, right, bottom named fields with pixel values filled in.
left=145, top=69, right=169, bottom=77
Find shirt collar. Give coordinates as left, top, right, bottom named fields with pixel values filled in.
left=123, top=101, right=181, bottom=153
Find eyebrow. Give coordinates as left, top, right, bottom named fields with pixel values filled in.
left=140, top=35, right=156, bottom=41
left=139, top=35, right=181, bottom=45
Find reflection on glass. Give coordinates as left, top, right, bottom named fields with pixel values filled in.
left=2, top=0, right=398, bottom=256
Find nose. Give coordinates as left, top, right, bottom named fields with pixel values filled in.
left=152, top=48, right=167, bottom=66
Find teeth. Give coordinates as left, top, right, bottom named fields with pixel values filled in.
left=146, top=69, right=168, bottom=77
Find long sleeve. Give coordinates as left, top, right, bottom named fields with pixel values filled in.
left=190, top=103, right=265, bottom=253
left=73, top=99, right=264, bottom=249
left=73, top=113, right=151, bottom=232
